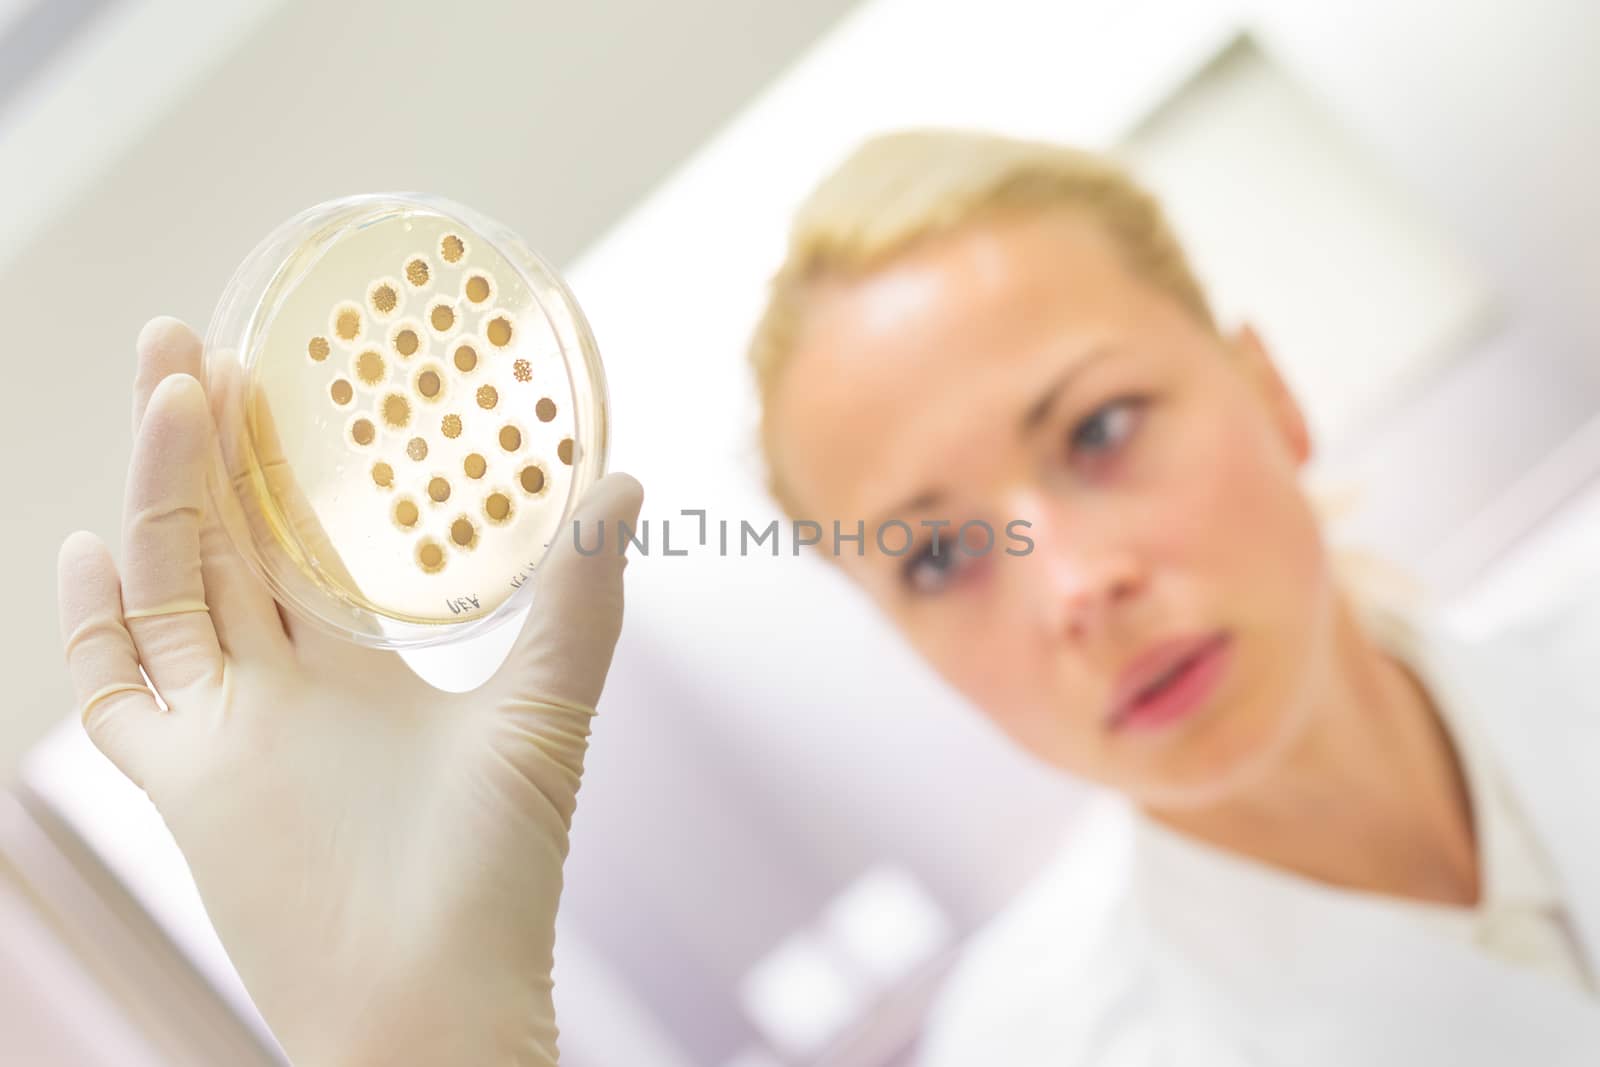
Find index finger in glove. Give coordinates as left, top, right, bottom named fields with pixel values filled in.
left=210, top=356, right=387, bottom=670
left=121, top=373, right=225, bottom=695
left=132, top=317, right=290, bottom=661
left=207, top=356, right=359, bottom=591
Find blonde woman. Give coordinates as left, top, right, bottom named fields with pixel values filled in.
left=745, top=129, right=1600, bottom=1065
left=56, top=129, right=1600, bottom=1066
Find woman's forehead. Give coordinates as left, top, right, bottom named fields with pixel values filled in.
left=812, top=212, right=1132, bottom=343
left=773, top=214, right=1149, bottom=518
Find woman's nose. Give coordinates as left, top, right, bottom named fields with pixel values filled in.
left=1008, top=500, right=1145, bottom=642
left=1044, top=545, right=1142, bottom=640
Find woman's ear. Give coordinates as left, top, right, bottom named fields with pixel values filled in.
left=1231, top=323, right=1312, bottom=467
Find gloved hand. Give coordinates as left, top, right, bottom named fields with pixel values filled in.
left=56, top=317, right=642, bottom=1067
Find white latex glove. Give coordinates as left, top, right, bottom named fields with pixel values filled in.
left=56, top=317, right=643, bottom=1067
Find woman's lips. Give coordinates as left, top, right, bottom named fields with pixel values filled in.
left=1106, top=633, right=1232, bottom=733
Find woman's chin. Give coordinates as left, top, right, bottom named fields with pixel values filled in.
left=1125, top=691, right=1310, bottom=812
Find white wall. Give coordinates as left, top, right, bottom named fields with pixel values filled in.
left=0, top=875, right=166, bottom=1066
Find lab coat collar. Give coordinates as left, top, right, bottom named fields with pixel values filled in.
left=1428, top=593, right=1600, bottom=980
left=1126, top=597, right=1600, bottom=1066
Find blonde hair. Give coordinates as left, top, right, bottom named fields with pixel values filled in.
left=744, top=126, right=1424, bottom=614
left=747, top=127, right=1215, bottom=515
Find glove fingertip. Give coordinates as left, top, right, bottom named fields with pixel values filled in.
left=546, top=472, right=643, bottom=572
left=577, top=472, right=643, bottom=530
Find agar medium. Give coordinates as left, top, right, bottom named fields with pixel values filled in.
left=202, top=193, right=607, bottom=649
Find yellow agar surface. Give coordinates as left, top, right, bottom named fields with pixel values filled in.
left=242, top=208, right=579, bottom=624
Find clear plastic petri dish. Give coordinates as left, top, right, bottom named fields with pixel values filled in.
left=202, top=192, right=607, bottom=649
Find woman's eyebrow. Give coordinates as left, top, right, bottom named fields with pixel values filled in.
left=1020, top=343, right=1116, bottom=437
left=871, top=344, right=1116, bottom=531
left=872, top=488, right=943, bottom=532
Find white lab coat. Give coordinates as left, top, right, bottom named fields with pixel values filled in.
left=918, top=582, right=1600, bottom=1066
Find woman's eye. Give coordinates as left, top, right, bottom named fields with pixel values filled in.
left=1069, top=397, right=1143, bottom=459
left=902, top=537, right=966, bottom=595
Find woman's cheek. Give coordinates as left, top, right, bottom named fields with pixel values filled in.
left=918, top=606, right=1030, bottom=715
left=1158, top=416, right=1285, bottom=566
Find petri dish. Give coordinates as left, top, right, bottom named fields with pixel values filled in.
left=202, top=192, right=607, bottom=649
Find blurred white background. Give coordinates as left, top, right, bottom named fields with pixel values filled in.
left=3, top=0, right=1599, bottom=1063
